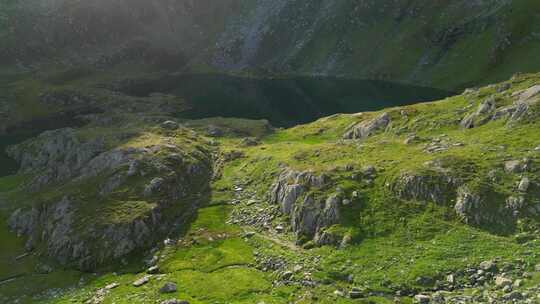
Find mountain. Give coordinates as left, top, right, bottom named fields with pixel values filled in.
left=2, top=0, right=540, bottom=90
left=3, top=2, right=540, bottom=303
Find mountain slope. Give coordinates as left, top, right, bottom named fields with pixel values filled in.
left=2, top=0, right=540, bottom=89
left=2, top=73, right=540, bottom=304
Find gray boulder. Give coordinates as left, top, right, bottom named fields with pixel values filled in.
left=343, top=112, right=390, bottom=140
left=161, top=120, right=179, bottom=130
left=460, top=98, right=496, bottom=129
left=159, top=282, right=178, bottom=293
left=518, top=177, right=530, bottom=192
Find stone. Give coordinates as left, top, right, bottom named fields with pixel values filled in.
left=517, top=85, right=540, bottom=101
left=243, top=231, right=256, bottom=238
left=349, top=287, right=364, bottom=299
left=404, top=134, right=419, bottom=145
left=159, top=282, right=177, bottom=293
left=505, top=159, right=528, bottom=173
left=147, top=265, right=159, bottom=274
left=518, top=177, right=530, bottom=192
left=503, top=291, right=523, bottom=301
left=506, top=196, right=525, bottom=211
left=160, top=300, right=189, bottom=304
left=133, top=275, right=151, bottom=287
left=160, top=120, right=179, bottom=130
left=281, top=271, right=294, bottom=280
left=495, top=276, right=513, bottom=288
left=207, top=125, right=224, bottom=137
left=343, top=112, right=391, bottom=140
left=479, top=260, right=497, bottom=272
left=105, top=282, right=119, bottom=290
left=333, top=290, right=345, bottom=297
left=240, top=137, right=260, bottom=147
left=414, top=294, right=431, bottom=303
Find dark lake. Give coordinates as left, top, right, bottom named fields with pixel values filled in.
left=121, top=74, right=453, bottom=127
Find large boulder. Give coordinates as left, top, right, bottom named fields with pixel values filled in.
left=343, top=112, right=390, bottom=140
left=460, top=98, right=496, bottom=129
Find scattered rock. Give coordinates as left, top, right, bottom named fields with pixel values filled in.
left=133, top=275, right=151, bottom=287
left=159, top=282, right=177, bottom=293
left=281, top=271, right=294, bottom=280
left=105, top=282, right=119, bottom=290
left=349, top=287, right=364, bottom=299
left=479, top=260, right=497, bottom=272
left=160, top=300, right=189, bottom=304
left=240, top=137, right=260, bottom=147
left=160, top=120, right=179, bottom=130
left=518, top=177, right=530, bottom=192
left=505, top=159, right=529, bottom=173
left=243, top=231, right=256, bottom=238
left=414, top=294, right=431, bottom=303
left=516, top=84, right=540, bottom=101
left=207, top=125, right=224, bottom=137
left=495, top=276, right=513, bottom=288
left=147, top=265, right=159, bottom=274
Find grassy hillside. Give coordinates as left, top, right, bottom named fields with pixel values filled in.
left=2, top=73, right=540, bottom=303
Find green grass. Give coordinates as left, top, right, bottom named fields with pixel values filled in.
left=3, top=73, right=540, bottom=303
left=0, top=174, right=27, bottom=193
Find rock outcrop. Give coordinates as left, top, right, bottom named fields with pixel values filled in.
left=461, top=85, right=540, bottom=129
left=269, top=169, right=342, bottom=245
left=6, top=128, right=106, bottom=188
left=453, top=187, right=512, bottom=227
left=392, top=171, right=459, bottom=204
left=6, top=126, right=213, bottom=270
left=343, top=112, right=391, bottom=140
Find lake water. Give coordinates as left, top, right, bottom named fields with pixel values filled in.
left=121, top=74, right=453, bottom=127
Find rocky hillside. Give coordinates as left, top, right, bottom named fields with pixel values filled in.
left=2, top=72, right=540, bottom=303
left=2, top=0, right=540, bottom=90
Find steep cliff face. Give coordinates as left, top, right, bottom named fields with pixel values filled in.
left=3, top=0, right=540, bottom=89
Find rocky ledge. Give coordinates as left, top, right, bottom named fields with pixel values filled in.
left=6, top=120, right=213, bottom=270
